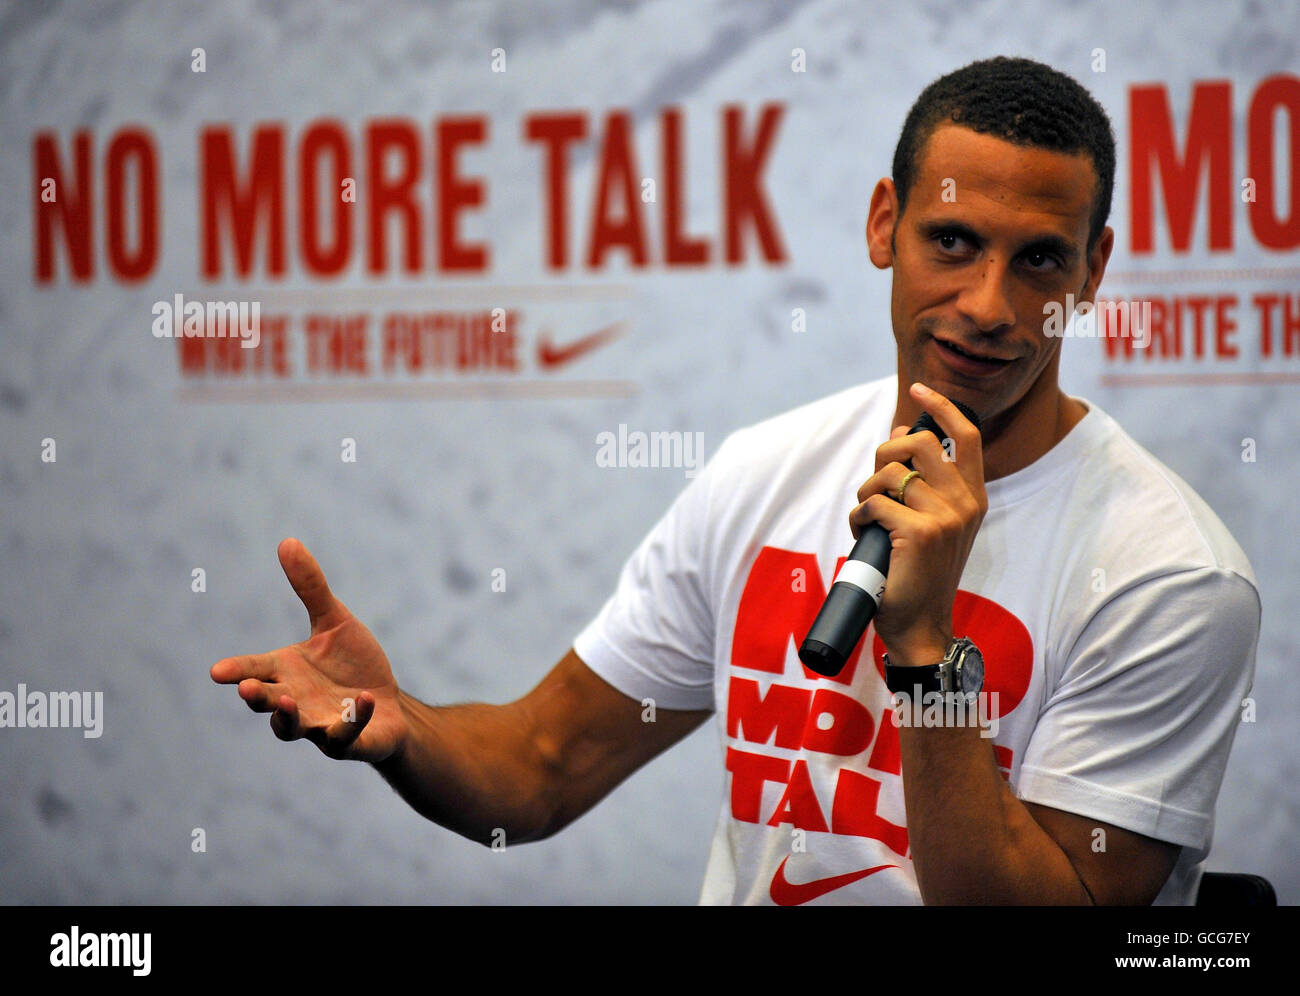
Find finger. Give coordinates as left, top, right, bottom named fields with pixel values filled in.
left=907, top=382, right=984, bottom=483
left=851, top=474, right=941, bottom=539
left=278, top=537, right=347, bottom=634
left=849, top=492, right=926, bottom=540
left=873, top=424, right=955, bottom=476
left=321, top=691, right=376, bottom=756
left=874, top=419, right=947, bottom=469
left=300, top=694, right=371, bottom=759
left=872, top=429, right=971, bottom=502
left=856, top=464, right=944, bottom=514
left=858, top=461, right=909, bottom=503
left=238, top=678, right=288, bottom=714
left=269, top=696, right=304, bottom=741
left=211, top=653, right=277, bottom=684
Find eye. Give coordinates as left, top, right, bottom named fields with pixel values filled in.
left=934, top=231, right=971, bottom=254
left=1022, top=250, right=1061, bottom=271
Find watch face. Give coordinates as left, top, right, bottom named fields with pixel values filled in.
left=960, top=645, right=984, bottom=693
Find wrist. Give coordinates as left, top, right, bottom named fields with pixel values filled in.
left=884, top=629, right=954, bottom=669
left=375, top=689, right=415, bottom=771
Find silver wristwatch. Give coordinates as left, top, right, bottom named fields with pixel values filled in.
left=883, top=636, right=985, bottom=696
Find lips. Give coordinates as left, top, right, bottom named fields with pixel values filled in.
left=929, top=336, right=1017, bottom=380
left=934, top=337, right=1015, bottom=364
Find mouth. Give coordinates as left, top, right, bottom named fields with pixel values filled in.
left=932, top=336, right=1017, bottom=374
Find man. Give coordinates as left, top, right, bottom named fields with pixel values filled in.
left=212, top=57, right=1260, bottom=905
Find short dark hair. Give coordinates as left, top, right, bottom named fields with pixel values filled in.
left=891, top=56, right=1116, bottom=251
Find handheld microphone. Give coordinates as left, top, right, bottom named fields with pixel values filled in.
left=797, top=400, right=981, bottom=677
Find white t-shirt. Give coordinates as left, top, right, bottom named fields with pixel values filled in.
left=573, top=373, right=1260, bottom=905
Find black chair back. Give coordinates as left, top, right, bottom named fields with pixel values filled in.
left=1196, top=871, right=1276, bottom=907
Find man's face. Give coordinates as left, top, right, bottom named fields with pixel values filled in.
left=868, top=124, right=1112, bottom=429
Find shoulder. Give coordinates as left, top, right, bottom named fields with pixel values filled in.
left=714, top=374, right=897, bottom=477
left=1055, top=401, right=1259, bottom=625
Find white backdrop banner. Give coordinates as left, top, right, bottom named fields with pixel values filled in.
left=1, top=0, right=1296, bottom=904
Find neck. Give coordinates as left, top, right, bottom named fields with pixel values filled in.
left=891, top=377, right=1087, bottom=482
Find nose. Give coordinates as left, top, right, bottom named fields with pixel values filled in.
left=956, top=257, right=1016, bottom=333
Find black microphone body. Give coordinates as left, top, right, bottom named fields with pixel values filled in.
left=798, top=401, right=981, bottom=677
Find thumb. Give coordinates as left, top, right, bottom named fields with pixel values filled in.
left=890, top=424, right=910, bottom=440
left=278, top=537, right=346, bottom=633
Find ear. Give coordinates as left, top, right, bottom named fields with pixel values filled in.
left=866, top=178, right=898, bottom=270
left=1077, top=225, right=1114, bottom=303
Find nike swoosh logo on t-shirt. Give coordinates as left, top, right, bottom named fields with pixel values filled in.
left=769, top=856, right=898, bottom=906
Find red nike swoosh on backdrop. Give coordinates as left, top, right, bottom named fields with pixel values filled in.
left=536, top=322, right=625, bottom=369
left=769, top=857, right=899, bottom=906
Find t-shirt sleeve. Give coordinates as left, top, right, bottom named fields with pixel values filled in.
left=571, top=436, right=731, bottom=712
left=1015, top=567, right=1260, bottom=851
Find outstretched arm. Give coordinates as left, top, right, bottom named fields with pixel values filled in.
left=211, top=538, right=710, bottom=846
left=375, top=648, right=710, bottom=845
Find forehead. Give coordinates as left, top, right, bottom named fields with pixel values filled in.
left=909, top=124, right=1096, bottom=238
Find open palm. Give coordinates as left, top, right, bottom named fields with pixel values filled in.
left=211, top=538, right=407, bottom=763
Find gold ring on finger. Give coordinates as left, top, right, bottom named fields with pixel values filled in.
left=897, top=469, right=922, bottom=505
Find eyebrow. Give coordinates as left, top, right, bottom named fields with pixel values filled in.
left=919, top=218, right=1080, bottom=264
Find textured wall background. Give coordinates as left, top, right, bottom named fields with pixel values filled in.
left=1, top=0, right=1296, bottom=904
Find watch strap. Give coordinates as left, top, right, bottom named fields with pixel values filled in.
left=883, top=654, right=944, bottom=696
